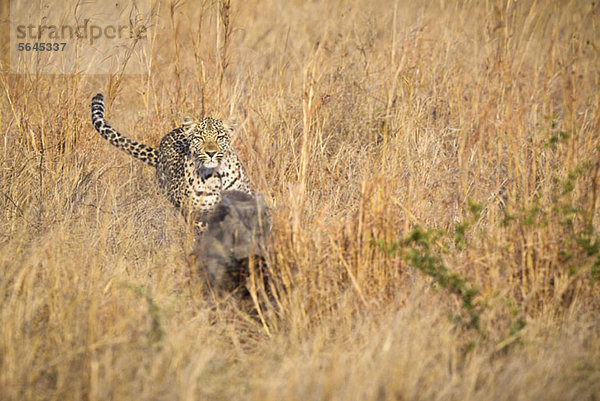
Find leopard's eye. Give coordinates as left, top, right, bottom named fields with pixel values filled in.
left=216, top=135, right=227, bottom=142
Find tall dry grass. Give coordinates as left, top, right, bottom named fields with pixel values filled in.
left=1, top=0, right=600, bottom=400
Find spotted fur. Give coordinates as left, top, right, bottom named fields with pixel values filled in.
left=91, top=93, right=253, bottom=230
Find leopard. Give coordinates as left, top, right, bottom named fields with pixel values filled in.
left=91, top=93, right=254, bottom=231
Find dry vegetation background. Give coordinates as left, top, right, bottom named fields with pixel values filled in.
left=1, top=0, right=600, bottom=399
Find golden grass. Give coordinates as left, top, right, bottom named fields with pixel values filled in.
left=1, top=0, right=600, bottom=399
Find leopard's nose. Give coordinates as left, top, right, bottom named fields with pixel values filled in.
left=206, top=151, right=216, bottom=158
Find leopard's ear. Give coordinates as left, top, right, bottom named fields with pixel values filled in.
left=222, top=120, right=235, bottom=136
left=182, top=114, right=197, bottom=129
left=222, top=115, right=240, bottom=136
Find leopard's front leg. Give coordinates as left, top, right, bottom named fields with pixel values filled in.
left=183, top=157, right=222, bottom=232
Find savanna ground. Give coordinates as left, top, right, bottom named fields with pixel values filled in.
left=1, top=0, right=600, bottom=400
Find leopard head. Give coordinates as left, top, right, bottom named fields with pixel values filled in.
left=183, top=116, right=232, bottom=169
